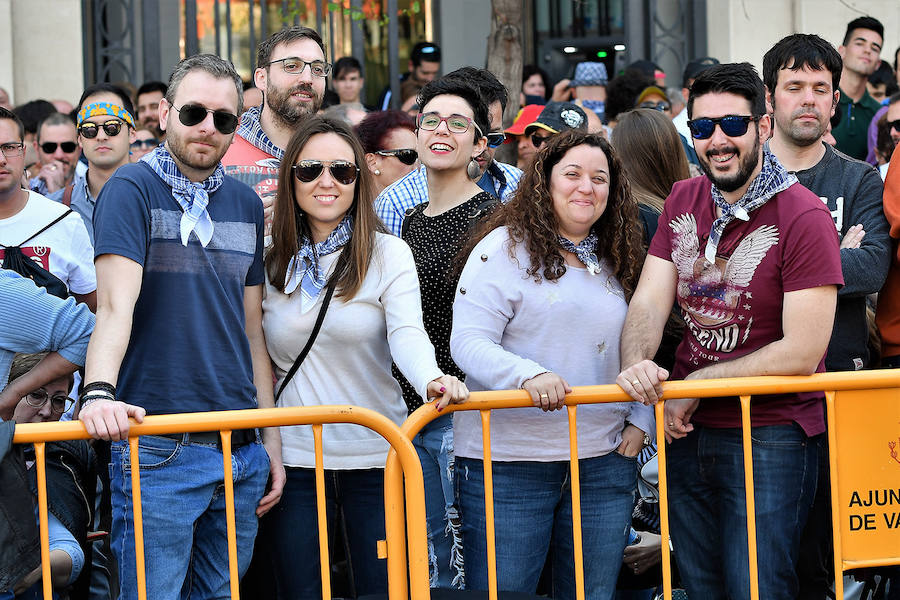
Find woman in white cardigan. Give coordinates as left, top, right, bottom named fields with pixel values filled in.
left=261, top=116, right=467, bottom=599
left=450, top=130, right=652, bottom=600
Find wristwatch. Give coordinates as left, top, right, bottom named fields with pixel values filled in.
left=625, top=420, right=652, bottom=447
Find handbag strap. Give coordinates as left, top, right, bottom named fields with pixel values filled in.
left=274, top=283, right=336, bottom=402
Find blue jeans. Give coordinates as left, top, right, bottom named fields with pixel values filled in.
left=414, top=413, right=464, bottom=589
left=667, top=424, right=818, bottom=600
left=458, top=453, right=637, bottom=600
left=267, top=467, right=387, bottom=599
left=109, top=435, right=269, bottom=600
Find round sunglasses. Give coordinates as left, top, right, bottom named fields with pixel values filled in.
left=40, top=141, right=78, bottom=154
left=292, top=159, right=359, bottom=185
left=375, top=148, right=418, bottom=165
left=687, top=115, right=759, bottom=140
left=172, top=104, right=239, bottom=134
left=78, top=120, right=125, bottom=139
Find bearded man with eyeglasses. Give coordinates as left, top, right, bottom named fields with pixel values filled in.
left=616, top=62, right=845, bottom=599
left=223, top=26, right=328, bottom=235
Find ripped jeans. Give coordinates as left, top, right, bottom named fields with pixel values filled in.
left=414, top=413, right=464, bottom=589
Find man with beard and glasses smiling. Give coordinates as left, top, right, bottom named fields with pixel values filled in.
left=764, top=33, right=889, bottom=600
left=79, top=54, right=283, bottom=600
left=615, top=62, right=844, bottom=600
left=223, top=26, right=328, bottom=234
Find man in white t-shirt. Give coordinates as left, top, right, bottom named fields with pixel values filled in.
left=0, top=108, right=96, bottom=310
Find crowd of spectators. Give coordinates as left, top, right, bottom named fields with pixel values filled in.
left=1, top=13, right=900, bottom=600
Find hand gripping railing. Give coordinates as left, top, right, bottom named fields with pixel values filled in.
left=384, top=370, right=900, bottom=600
left=13, top=405, right=431, bottom=600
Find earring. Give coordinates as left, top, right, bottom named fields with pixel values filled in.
left=374, top=169, right=381, bottom=175
left=466, top=158, right=481, bottom=180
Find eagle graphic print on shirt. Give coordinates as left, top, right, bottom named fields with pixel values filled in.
left=669, top=213, right=779, bottom=362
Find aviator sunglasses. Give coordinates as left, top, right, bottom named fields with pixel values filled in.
left=78, top=120, right=124, bottom=138
left=172, top=104, right=239, bottom=134
left=375, top=148, right=418, bottom=165
left=292, top=159, right=360, bottom=185
left=687, top=115, right=759, bottom=140
left=40, top=141, right=78, bottom=154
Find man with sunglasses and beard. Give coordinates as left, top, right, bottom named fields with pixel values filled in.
left=375, top=67, right=524, bottom=236
left=616, top=62, right=843, bottom=600
left=78, top=54, right=283, bottom=600
left=763, top=35, right=890, bottom=599
left=223, top=26, right=327, bottom=234
left=65, top=84, right=137, bottom=245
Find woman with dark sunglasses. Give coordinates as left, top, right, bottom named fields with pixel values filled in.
left=355, top=109, right=419, bottom=194
left=261, top=115, right=467, bottom=599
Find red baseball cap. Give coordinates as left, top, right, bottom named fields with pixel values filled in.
left=504, top=105, right=544, bottom=137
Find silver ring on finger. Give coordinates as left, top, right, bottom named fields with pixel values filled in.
left=632, top=379, right=641, bottom=387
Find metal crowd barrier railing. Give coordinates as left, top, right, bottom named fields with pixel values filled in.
left=14, top=370, right=900, bottom=600
left=12, top=405, right=431, bottom=600
left=384, top=370, right=900, bottom=600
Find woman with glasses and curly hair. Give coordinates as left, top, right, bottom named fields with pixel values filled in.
left=261, top=115, right=467, bottom=599
left=450, top=129, right=653, bottom=599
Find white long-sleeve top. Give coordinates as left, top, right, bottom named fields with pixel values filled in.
left=450, top=226, right=654, bottom=462
left=263, top=233, right=443, bottom=469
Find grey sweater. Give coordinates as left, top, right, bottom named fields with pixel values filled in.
left=791, top=143, right=889, bottom=371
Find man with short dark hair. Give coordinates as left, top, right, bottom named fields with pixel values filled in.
left=673, top=57, right=720, bottom=141
left=833, top=16, right=885, bottom=159
left=79, top=53, right=283, bottom=600
left=377, top=41, right=441, bottom=110
left=12, top=99, right=56, bottom=176
left=222, top=26, right=327, bottom=231
left=0, top=106, right=96, bottom=311
left=617, top=62, right=843, bottom=599
left=66, top=84, right=137, bottom=244
left=135, top=80, right=167, bottom=139
left=28, top=112, right=80, bottom=197
left=374, top=67, right=523, bottom=236
left=764, top=34, right=890, bottom=598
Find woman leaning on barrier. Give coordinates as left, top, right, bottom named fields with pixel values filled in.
left=260, top=115, right=468, bottom=599
left=449, top=129, right=653, bottom=599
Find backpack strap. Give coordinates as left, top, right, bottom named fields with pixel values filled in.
left=10, top=209, right=74, bottom=248
left=467, top=195, right=499, bottom=229
left=61, top=183, right=74, bottom=207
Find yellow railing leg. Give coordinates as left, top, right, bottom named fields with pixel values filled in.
left=566, top=405, right=585, bottom=600
left=655, top=402, right=673, bottom=600
left=220, top=431, right=240, bottom=599
left=739, top=396, right=759, bottom=600
left=129, top=437, right=148, bottom=600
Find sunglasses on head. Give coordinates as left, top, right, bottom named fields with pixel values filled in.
left=40, top=141, right=78, bottom=154
left=131, top=139, right=159, bottom=150
left=375, top=148, right=418, bottom=165
left=292, top=159, right=359, bottom=185
left=172, top=104, right=239, bottom=134
left=530, top=132, right=552, bottom=148
left=639, top=101, right=671, bottom=112
left=688, top=115, right=759, bottom=140
left=78, top=120, right=124, bottom=138
left=25, top=388, right=73, bottom=414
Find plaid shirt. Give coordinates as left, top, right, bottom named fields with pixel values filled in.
left=374, top=161, right=523, bottom=236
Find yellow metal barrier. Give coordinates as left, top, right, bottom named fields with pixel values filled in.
left=385, top=369, right=900, bottom=600
left=13, top=406, right=431, bottom=600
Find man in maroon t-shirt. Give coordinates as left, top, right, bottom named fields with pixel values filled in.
left=616, top=63, right=843, bottom=599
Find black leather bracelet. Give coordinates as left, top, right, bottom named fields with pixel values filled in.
left=82, top=381, right=116, bottom=396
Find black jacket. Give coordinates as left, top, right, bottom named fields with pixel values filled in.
left=0, top=421, right=39, bottom=591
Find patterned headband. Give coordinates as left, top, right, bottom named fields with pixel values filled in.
left=77, top=102, right=136, bottom=128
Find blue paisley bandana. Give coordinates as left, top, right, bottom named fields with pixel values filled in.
left=142, top=146, right=224, bottom=247
left=705, top=149, right=796, bottom=263
left=558, top=232, right=601, bottom=275
left=284, top=214, right=353, bottom=312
